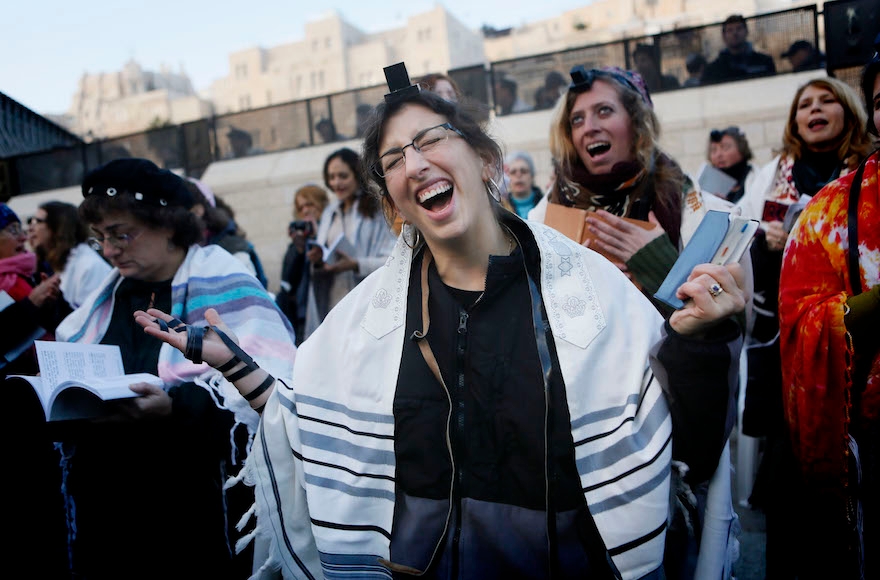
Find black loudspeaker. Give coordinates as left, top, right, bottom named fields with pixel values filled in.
left=824, top=0, right=880, bottom=70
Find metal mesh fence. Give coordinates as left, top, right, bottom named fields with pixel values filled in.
left=13, top=147, right=87, bottom=195
left=214, top=101, right=312, bottom=159
left=3, top=5, right=848, bottom=197
left=491, top=41, right=628, bottom=116
left=329, top=85, right=386, bottom=140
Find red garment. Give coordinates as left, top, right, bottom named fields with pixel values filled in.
left=0, top=252, right=36, bottom=301
left=779, top=151, right=880, bottom=490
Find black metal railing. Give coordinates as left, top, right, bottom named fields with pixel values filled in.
left=3, top=3, right=869, bottom=200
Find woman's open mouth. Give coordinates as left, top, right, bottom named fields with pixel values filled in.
left=808, top=118, right=828, bottom=130
left=417, top=181, right=454, bottom=212
left=586, top=141, right=612, bottom=158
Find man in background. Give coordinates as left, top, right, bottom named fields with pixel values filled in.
left=702, top=14, right=776, bottom=84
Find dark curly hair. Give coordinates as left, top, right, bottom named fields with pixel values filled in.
left=79, top=191, right=203, bottom=249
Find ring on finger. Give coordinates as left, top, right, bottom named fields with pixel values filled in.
left=708, top=283, right=724, bottom=298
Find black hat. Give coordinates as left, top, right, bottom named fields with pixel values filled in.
left=781, top=40, right=813, bottom=58
left=82, top=158, right=194, bottom=209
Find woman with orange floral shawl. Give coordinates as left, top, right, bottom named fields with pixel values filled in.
left=778, top=49, right=880, bottom=578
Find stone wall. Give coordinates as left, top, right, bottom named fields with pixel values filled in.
left=8, top=70, right=826, bottom=295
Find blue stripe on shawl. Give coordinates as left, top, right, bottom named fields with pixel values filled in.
left=319, top=552, right=393, bottom=579
left=585, top=463, right=670, bottom=515
left=170, top=272, right=295, bottom=335
left=575, top=393, right=668, bottom=475
left=304, top=473, right=395, bottom=502
left=173, top=280, right=273, bottom=312
left=63, top=283, right=115, bottom=343
left=295, top=394, right=395, bottom=426
left=300, top=430, right=395, bottom=466
left=570, top=393, right=641, bottom=431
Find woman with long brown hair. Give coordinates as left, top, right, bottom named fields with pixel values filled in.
left=740, top=76, right=871, bottom=578
left=531, top=67, right=739, bottom=311
left=304, top=147, right=395, bottom=338
left=27, top=200, right=110, bottom=310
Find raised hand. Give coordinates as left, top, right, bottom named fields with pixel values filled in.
left=670, top=263, right=747, bottom=336
left=133, top=307, right=239, bottom=369
left=28, top=273, right=61, bottom=307
left=134, top=307, right=276, bottom=411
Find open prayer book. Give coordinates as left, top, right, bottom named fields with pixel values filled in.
left=7, top=341, right=162, bottom=421
left=543, top=202, right=654, bottom=262
left=654, top=210, right=759, bottom=310
left=308, top=232, right=357, bottom=265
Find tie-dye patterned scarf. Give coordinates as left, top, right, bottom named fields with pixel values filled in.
left=779, top=151, right=880, bottom=490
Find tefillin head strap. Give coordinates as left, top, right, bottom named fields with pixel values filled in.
left=383, top=62, right=421, bottom=103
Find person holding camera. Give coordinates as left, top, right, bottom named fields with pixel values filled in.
left=277, top=184, right=328, bottom=344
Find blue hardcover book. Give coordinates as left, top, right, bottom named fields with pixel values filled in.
left=654, top=210, right=758, bottom=310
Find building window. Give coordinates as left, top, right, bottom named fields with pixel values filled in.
left=312, top=39, right=319, bottom=52
left=325, top=37, right=331, bottom=49
left=239, top=95, right=251, bottom=110
left=318, top=70, right=325, bottom=90
left=235, top=64, right=248, bottom=79
left=266, top=91, right=272, bottom=104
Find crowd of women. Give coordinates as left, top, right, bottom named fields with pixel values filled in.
left=1, top=42, right=876, bottom=579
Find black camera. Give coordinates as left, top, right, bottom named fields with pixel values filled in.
left=289, top=220, right=315, bottom=237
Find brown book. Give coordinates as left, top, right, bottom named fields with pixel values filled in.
left=544, top=202, right=653, bottom=262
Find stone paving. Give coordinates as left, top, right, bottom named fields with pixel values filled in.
left=731, top=431, right=767, bottom=580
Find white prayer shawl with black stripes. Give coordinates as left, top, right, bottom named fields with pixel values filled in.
left=246, top=221, right=673, bottom=580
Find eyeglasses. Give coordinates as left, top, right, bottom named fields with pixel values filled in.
left=373, top=123, right=464, bottom=178
left=1, top=223, right=25, bottom=237
left=87, top=229, right=142, bottom=252
left=710, top=126, right=743, bottom=141
left=27, top=216, right=47, bottom=226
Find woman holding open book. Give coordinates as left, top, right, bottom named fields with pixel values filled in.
left=46, top=158, right=297, bottom=580
left=303, top=147, right=396, bottom=339
left=528, top=66, right=737, bottom=314
left=135, top=64, right=748, bottom=579
left=528, top=66, right=748, bottom=579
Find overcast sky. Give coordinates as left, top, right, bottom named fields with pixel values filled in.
left=2, top=0, right=590, bottom=115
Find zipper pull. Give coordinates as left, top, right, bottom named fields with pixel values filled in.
left=457, top=311, right=468, bottom=334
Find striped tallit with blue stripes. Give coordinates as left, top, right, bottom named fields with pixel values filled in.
left=247, top=222, right=671, bottom=580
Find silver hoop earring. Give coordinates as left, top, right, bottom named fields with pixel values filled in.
left=485, top=177, right=502, bottom=202
left=402, top=222, right=422, bottom=250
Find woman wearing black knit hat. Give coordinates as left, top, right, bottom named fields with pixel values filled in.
left=48, top=158, right=296, bottom=579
